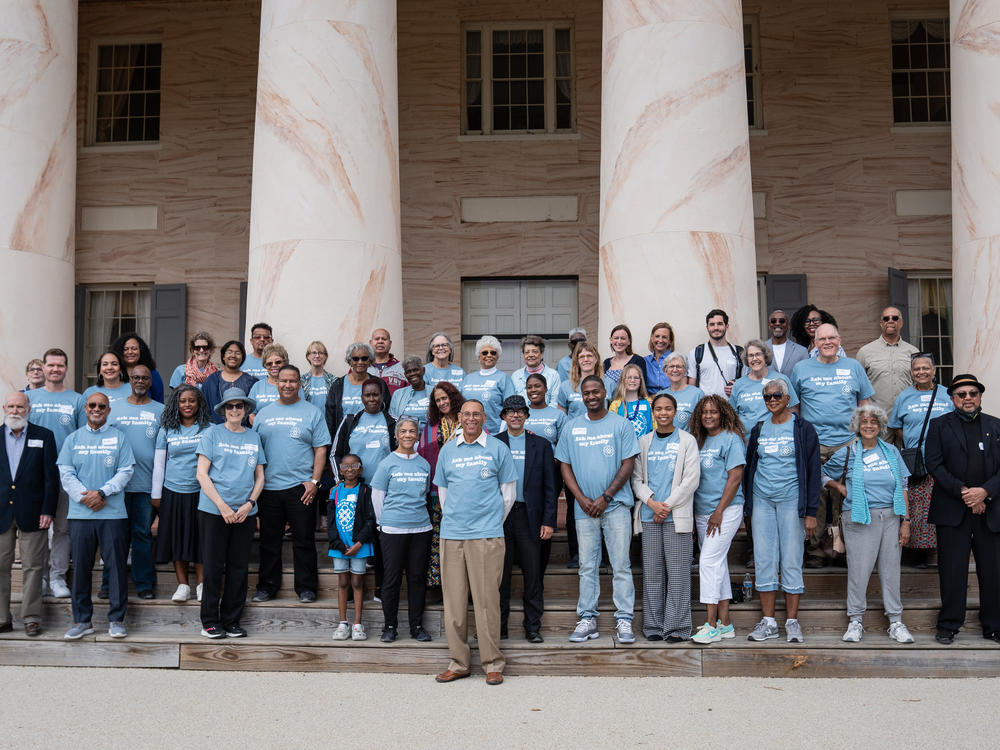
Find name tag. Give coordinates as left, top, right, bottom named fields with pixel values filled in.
left=863, top=452, right=879, bottom=465
left=28, top=439, right=44, bottom=448
left=572, top=427, right=587, bottom=436
left=764, top=444, right=779, bottom=454
left=140, top=411, right=156, bottom=421
left=836, top=369, right=850, bottom=376
left=102, top=437, right=118, bottom=447
left=980, top=442, right=985, bottom=451
left=366, top=440, right=381, bottom=449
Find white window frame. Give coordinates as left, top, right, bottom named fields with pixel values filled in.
left=888, top=13, right=950, bottom=128
left=81, top=283, right=153, bottom=387
left=905, top=271, right=953, bottom=385
left=85, top=35, right=163, bottom=152
left=461, top=22, right=576, bottom=137
left=744, top=15, right=763, bottom=131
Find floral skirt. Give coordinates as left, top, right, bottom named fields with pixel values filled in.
left=426, top=497, right=442, bottom=587
left=904, top=474, right=937, bottom=549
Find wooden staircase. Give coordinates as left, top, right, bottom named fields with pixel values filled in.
left=2, top=529, right=998, bottom=677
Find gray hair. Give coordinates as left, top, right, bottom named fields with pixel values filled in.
left=394, top=417, right=420, bottom=437
left=762, top=378, right=789, bottom=397
left=741, top=339, right=773, bottom=367
left=664, top=352, right=688, bottom=375
left=344, top=341, right=375, bottom=365
left=568, top=327, right=587, bottom=339
left=402, top=355, right=424, bottom=370
left=849, top=404, right=890, bottom=439
left=426, top=331, right=454, bottom=363
left=476, top=335, right=503, bottom=357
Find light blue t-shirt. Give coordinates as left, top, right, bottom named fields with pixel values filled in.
left=790, top=357, right=875, bottom=445
left=196, top=425, right=265, bottom=515
left=169, top=364, right=186, bottom=389
left=461, top=370, right=517, bottom=434
left=28, top=388, right=85, bottom=448
left=341, top=380, right=363, bottom=418
left=253, top=399, right=331, bottom=490
left=557, top=380, right=586, bottom=420
left=824, top=442, right=909, bottom=512
left=753, top=416, right=799, bottom=502
left=348, top=411, right=391, bottom=484
left=554, top=412, right=640, bottom=511
left=58, top=426, right=136, bottom=519
left=694, top=431, right=746, bottom=516
left=370, top=453, right=432, bottom=528
left=435, top=435, right=517, bottom=539
left=110, top=399, right=164, bottom=493
left=889, top=385, right=953, bottom=456
left=525, top=404, right=566, bottom=447
left=156, top=424, right=206, bottom=494
left=640, top=430, right=680, bottom=523
left=556, top=355, right=573, bottom=382
left=82, top=383, right=133, bottom=414
left=243, top=354, right=267, bottom=380
left=389, top=385, right=432, bottom=433
left=328, top=484, right=373, bottom=559
left=508, top=432, right=527, bottom=502
left=303, top=375, right=330, bottom=410
left=729, top=370, right=799, bottom=429
left=657, top=385, right=704, bottom=431
left=248, top=380, right=304, bottom=415
left=423, top=363, right=465, bottom=389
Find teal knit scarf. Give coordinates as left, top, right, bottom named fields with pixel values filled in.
left=850, top=438, right=906, bottom=525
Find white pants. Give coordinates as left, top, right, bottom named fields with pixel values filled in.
left=695, top=504, right=743, bottom=605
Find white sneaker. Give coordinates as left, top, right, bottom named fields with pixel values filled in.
left=842, top=620, right=864, bottom=643
left=196, top=583, right=203, bottom=602
left=332, top=622, right=351, bottom=641
left=691, top=622, right=722, bottom=644
left=351, top=623, right=367, bottom=641
left=568, top=618, right=599, bottom=642
left=888, top=622, right=914, bottom=644
left=615, top=619, right=636, bottom=644
left=50, top=579, right=71, bottom=599
left=171, top=584, right=191, bottom=602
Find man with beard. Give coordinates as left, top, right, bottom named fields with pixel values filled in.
left=687, top=309, right=744, bottom=398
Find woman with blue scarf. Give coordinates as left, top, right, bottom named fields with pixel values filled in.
left=823, top=405, right=914, bottom=645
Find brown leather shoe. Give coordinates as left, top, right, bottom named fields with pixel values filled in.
left=24, top=622, right=41, bottom=637
left=435, top=669, right=470, bottom=683
left=486, top=672, right=504, bottom=685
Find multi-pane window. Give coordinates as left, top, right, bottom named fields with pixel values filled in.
left=907, top=275, right=953, bottom=386
left=891, top=19, right=950, bottom=124
left=463, top=24, right=574, bottom=135
left=82, top=286, right=152, bottom=386
left=90, top=40, right=162, bottom=144
left=744, top=17, right=762, bottom=128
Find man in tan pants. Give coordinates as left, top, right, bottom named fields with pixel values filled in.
left=433, top=399, right=517, bottom=685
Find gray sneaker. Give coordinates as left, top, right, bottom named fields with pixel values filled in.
left=569, top=618, right=599, bottom=642
left=785, top=619, right=804, bottom=643
left=615, top=619, right=636, bottom=644
left=108, top=622, right=127, bottom=639
left=747, top=618, right=779, bottom=641
left=64, top=623, right=95, bottom=640
left=842, top=620, right=864, bottom=643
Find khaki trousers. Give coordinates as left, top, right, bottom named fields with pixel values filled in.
left=807, top=441, right=851, bottom=558
left=0, top=522, right=48, bottom=625
left=441, top=537, right=505, bottom=675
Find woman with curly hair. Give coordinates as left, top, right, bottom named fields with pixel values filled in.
left=790, top=305, right=845, bottom=358
left=151, top=385, right=213, bottom=602
left=418, top=381, right=465, bottom=599
left=688, top=394, right=747, bottom=644
left=112, top=332, right=165, bottom=403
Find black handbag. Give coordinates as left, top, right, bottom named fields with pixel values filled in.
left=900, top=386, right=937, bottom=480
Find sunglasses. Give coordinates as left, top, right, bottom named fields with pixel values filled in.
left=224, top=402, right=245, bottom=410
left=882, top=315, right=901, bottom=322
left=480, top=350, right=498, bottom=357
left=351, top=356, right=370, bottom=363
left=953, top=390, right=980, bottom=399
left=762, top=393, right=785, bottom=402
left=769, top=318, right=787, bottom=324
left=86, top=403, right=109, bottom=410
left=910, top=352, right=934, bottom=362
left=192, top=345, right=211, bottom=351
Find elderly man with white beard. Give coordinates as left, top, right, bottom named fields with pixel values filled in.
left=0, top=392, right=59, bottom=636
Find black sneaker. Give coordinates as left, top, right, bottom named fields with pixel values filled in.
left=225, top=625, right=248, bottom=638
left=566, top=555, right=579, bottom=569
left=251, top=590, right=272, bottom=603
left=410, top=626, right=432, bottom=642
left=97, top=588, right=109, bottom=600
left=200, top=626, right=225, bottom=639
left=380, top=625, right=398, bottom=643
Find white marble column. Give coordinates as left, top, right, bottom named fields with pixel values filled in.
left=247, top=0, right=402, bottom=367
left=599, top=1, right=757, bottom=352
left=0, top=2, right=77, bottom=392
left=951, top=0, right=1000, bottom=409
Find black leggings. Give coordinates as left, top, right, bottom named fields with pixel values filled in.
left=379, top=530, right=432, bottom=631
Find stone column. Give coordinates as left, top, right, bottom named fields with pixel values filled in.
left=0, top=2, right=77, bottom=392
left=599, top=1, right=757, bottom=354
left=247, top=0, right=403, bottom=367
left=951, top=0, right=1000, bottom=408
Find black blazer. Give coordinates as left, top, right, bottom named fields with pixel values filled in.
left=0, top=423, right=59, bottom=534
left=925, top=410, right=1000, bottom=531
left=495, top=431, right=558, bottom=534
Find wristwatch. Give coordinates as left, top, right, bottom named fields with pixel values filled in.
left=247, top=498, right=257, bottom=508
left=601, top=493, right=613, bottom=505
left=308, top=478, right=320, bottom=486
left=96, top=490, right=106, bottom=500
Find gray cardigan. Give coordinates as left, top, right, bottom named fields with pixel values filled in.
left=630, top=428, right=701, bottom=534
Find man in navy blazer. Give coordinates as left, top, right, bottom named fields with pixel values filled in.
left=766, top=309, right=808, bottom=376
left=496, top=396, right=557, bottom=643
left=925, top=373, right=1000, bottom=644
left=1, top=392, right=59, bottom=636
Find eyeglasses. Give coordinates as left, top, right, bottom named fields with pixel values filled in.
left=762, top=393, right=784, bottom=402
left=251, top=334, right=272, bottom=341
left=192, top=345, right=211, bottom=351
left=460, top=412, right=485, bottom=419
left=130, top=375, right=152, bottom=382
left=85, top=403, right=109, bottom=410
left=953, top=390, right=980, bottom=399
left=432, top=343, right=451, bottom=349
left=480, top=350, right=498, bottom=357
left=339, top=463, right=361, bottom=470
left=27, top=367, right=43, bottom=373
left=351, top=356, right=370, bottom=363
left=308, top=351, right=326, bottom=357
left=882, top=315, right=901, bottom=322
left=747, top=353, right=765, bottom=360
left=805, top=317, right=822, bottom=325
left=769, top=318, right=787, bottom=325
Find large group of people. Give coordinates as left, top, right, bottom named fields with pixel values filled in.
left=2, top=302, right=998, bottom=685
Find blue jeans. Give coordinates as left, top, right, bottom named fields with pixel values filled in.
left=101, top=492, right=157, bottom=593
left=575, top=503, right=634, bottom=621
left=751, top=495, right=805, bottom=594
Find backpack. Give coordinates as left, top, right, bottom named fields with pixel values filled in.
left=694, top=342, right=744, bottom=388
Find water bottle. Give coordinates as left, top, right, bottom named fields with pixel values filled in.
left=742, top=572, right=753, bottom=603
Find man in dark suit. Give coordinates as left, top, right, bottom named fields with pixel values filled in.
left=1, top=392, right=59, bottom=636
left=925, top=373, right=1000, bottom=644
left=496, top=396, right=557, bottom=643
left=766, top=309, right=808, bottom=377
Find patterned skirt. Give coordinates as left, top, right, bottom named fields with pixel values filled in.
left=425, top=497, right=442, bottom=587
left=904, top=474, right=936, bottom=549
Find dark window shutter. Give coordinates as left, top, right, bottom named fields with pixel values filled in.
left=888, top=267, right=909, bottom=325
left=765, top=274, right=808, bottom=315
left=239, top=281, right=248, bottom=343
left=74, top=284, right=87, bottom=389
left=150, top=284, right=187, bottom=374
